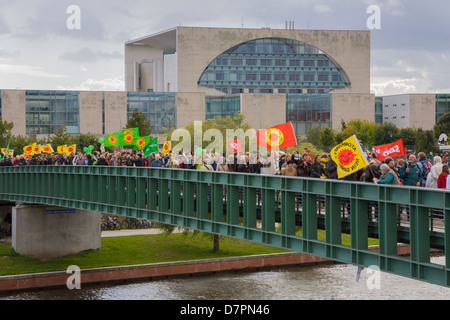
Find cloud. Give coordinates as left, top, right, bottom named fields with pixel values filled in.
left=0, top=63, right=67, bottom=78
left=59, top=48, right=124, bottom=63
left=314, top=4, right=333, bottom=14
left=370, top=78, right=419, bottom=96
left=56, top=76, right=125, bottom=91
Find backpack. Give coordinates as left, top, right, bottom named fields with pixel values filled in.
left=419, top=160, right=431, bottom=179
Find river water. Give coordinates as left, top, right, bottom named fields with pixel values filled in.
left=1, top=257, right=449, bottom=301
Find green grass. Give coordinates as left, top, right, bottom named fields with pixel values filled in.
left=0, top=230, right=378, bottom=277
left=0, top=234, right=290, bottom=276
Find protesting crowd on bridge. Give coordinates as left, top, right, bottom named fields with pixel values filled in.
left=1, top=123, right=450, bottom=191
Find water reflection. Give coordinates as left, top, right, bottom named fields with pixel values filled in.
left=2, top=257, right=450, bottom=300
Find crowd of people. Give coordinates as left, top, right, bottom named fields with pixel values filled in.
left=1, top=147, right=450, bottom=190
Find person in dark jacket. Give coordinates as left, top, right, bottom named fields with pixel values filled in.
left=310, top=155, right=324, bottom=178
left=326, top=157, right=338, bottom=179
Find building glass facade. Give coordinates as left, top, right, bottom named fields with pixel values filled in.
left=375, top=97, right=383, bottom=124
left=127, top=92, right=177, bottom=134
left=287, top=94, right=332, bottom=135
left=205, top=95, right=241, bottom=119
left=25, top=90, right=80, bottom=136
left=198, top=38, right=348, bottom=95
left=436, top=94, right=450, bottom=122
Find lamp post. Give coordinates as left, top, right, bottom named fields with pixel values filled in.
left=2, top=133, right=6, bottom=148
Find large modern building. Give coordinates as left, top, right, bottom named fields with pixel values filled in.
left=0, top=26, right=442, bottom=142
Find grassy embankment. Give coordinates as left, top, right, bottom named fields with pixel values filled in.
left=0, top=229, right=378, bottom=276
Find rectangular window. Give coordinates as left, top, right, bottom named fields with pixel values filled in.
left=303, top=73, right=315, bottom=81
left=215, top=73, right=225, bottom=81
left=275, top=59, right=286, bottom=66
left=289, top=73, right=300, bottom=81
left=274, top=73, right=286, bottom=81
left=260, top=73, right=272, bottom=81
left=246, top=59, right=257, bottom=66
left=260, top=59, right=272, bottom=66
left=246, top=73, right=257, bottom=81
left=318, top=74, right=329, bottom=82
left=230, top=59, right=243, bottom=66
left=289, top=60, right=300, bottom=67
left=317, top=60, right=329, bottom=67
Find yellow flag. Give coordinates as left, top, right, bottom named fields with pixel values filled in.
left=65, top=144, right=76, bottom=155
left=330, top=135, right=369, bottom=179
left=162, top=141, right=171, bottom=155
left=41, top=144, right=54, bottom=154
left=57, top=145, right=67, bottom=154
left=23, top=144, right=35, bottom=156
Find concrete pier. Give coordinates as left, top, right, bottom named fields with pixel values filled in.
left=12, top=205, right=101, bottom=259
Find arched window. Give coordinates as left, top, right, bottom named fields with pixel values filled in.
left=198, top=38, right=349, bottom=94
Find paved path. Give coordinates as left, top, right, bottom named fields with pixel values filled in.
left=101, top=228, right=184, bottom=237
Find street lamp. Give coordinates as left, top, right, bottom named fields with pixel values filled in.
left=2, top=133, right=7, bottom=148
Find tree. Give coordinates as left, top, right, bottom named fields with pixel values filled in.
left=415, top=128, right=439, bottom=155
left=337, top=119, right=377, bottom=148
left=434, top=112, right=450, bottom=140
left=319, top=127, right=336, bottom=152
left=373, top=123, right=400, bottom=145
left=306, top=127, right=321, bottom=147
left=50, top=125, right=73, bottom=148
left=125, top=111, right=151, bottom=137
left=399, top=127, right=418, bottom=150
left=0, top=117, right=14, bottom=148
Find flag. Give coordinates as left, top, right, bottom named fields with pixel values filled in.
left=24, top=144, right=35, bottom=156
left=227, top=139, right=243, bottom=153
left=57, top=145, right=67, bottom=154
left=162, top=141, right=171, bottom=155
left=143, top=137, right=158, bottom=157
left=104, top=132, right=120, bottom=147
left=1, top=148, right=13, bottom=157
left=372, top=139, right=405, bottom=161
left=134, top=136, right=151, bottom=150
left=33, top=144, right=41, bottom=155
left=119, top=128, right=139, bottom=146
left=41, top=144, right=54, bottom=154
left=100, top=144, right=105, bottom=153
left=330, top=135, right=369, bottom=179
left=65, top=144, right=76, bottom=155
left=256, top=122, right=297, bottom=150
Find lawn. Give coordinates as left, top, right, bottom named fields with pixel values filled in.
left=0, top=229, right=378, bottom=276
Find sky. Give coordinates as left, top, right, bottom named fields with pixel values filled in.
left=0, top=0, right=449, bottom=96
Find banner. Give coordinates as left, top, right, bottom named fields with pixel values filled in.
left=134, top=136, right=152, bottom=150
left=24, top=144, right=35, bottom=156
left=143, top=137, right=158, bottom=157
left=256, top=122, right=297, bottom=150
left=372, top=139, right=405, bottom=160
left=41, top=144, right=54, bottom=154
left=162, top=141, right=171, bottom=155
left=227, top=139, right=243, bottom=153
left=330, top=135, right=369, bottom=179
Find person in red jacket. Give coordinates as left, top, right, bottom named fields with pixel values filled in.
left=437, top=164, right=449, bottom=189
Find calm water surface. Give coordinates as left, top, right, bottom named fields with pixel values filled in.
left=2, top=257, right=449, bottom=300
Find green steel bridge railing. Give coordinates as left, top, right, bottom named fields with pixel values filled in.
left=0, top=165, right=449, bottom=287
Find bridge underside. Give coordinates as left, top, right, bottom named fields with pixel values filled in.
left=0, top=166, right=449, bottom=287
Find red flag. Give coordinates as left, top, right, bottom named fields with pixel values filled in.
left=373, top=139, right=406, bottom=160
left=256, top=122, right=297, bottom=150
left=227, top=139, right=243, bottom=152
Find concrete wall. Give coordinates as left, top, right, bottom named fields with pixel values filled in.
left=79, top=91, right=103, bottom=135
left=409, top=94, right=436, bottom=130
left=175, top=27, right=370, bottom=95
left=104, top=91, right=127, bottom=133
left=331, top=93, right=375, bottom=130
left=176, top=92, right=206, bottom=128
left=240, top=93, right=287, bottom=129
left=1, top=90, right=26, bottom=136
left=12, top=205, right=101, bottom=259
left=382, top=94, right=410, bottom=129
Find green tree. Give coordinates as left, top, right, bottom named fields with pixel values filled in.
left=399, top=127, right=418, bottom=150
left=434, top=112, right=450, bottom=140
left=337, top=119, right=377, bottom=147
left=0, top=117, right=14, bottom=148
left=415, top=128, right=439, bottom=155
left=125, top=111, right=152, bottom=137
left=50, top=125, right=73, bottom=148
left=306, top=127, right=321, bottom=147
left=8, top=135, right=34, bottom=155
left=373, top=123, right=400, bottom=145
left=319, top=127, right=336, bottom=152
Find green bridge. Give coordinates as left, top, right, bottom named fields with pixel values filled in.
left=0, top=165, right=449, bottom=287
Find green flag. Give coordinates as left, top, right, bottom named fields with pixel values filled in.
left=143, top=137, right=158, bottom=157
left=104, top=132, right=120, bottom=147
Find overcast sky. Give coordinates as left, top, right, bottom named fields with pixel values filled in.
left=0, top=0, right=449, bottom=96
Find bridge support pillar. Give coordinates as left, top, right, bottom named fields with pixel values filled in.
left=12, top=205, right=101, bottom=259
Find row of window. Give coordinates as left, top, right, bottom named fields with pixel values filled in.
left=208, top=72, right=342, bottom=82
left=215, top=58, right=330, bottom=67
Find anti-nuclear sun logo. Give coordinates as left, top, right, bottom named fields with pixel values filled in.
left=338, top=148, right=356, bottom=166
